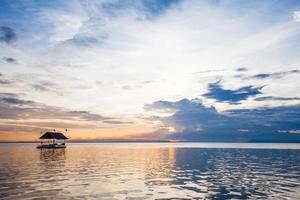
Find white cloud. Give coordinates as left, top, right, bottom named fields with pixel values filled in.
left=293, top=11, right=300, bottom=22
left=1, top=0, right=300, bottom=118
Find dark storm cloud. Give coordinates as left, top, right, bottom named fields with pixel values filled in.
left=146, top=99, right=300, bottom=142
left=246, top=69, right=300, bottom=79
left=0, top=26, right=17, bottom=44
left=255, top=96, right=300, bottom=101
left=202, top=81, right=263, bottom=104
left=0, top=94, right=110, bottom=121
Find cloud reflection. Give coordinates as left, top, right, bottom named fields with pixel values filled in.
left=1, top=144, right=300, bottom=199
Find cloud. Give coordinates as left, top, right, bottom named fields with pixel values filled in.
left=121, top=85, right=131, bottom=90
left=0, top=74, right=12, bottom=85
left=245, top=70, right=300, bottom=79
left=103, top=120, right=133, bottom=124
left=140, top=0, right=182, bottom=16
left=202, top=81, right=263, bottom=104
left=62, top=34, right=107, bottom=47
left=236, top=67, right=247, bottom=72
left=102, top=0, right=182, bottom=17
left=1, top=97, right=34, bottom=105
left=2, top=57, right=17, bottom=64
left=120, top=81, right=155, bottom=91
left=53, top=0, right=182, bottom=47
left=0, top=80, right=11, bottom=85
left=145, top=98, right=201, bottom=112
left=146, top=98, right=300, bottom=142
left=30, top=80, right=64, bottom=95
left=293, top=11, right=300, bottom=22
left=32, top=84, right=51, bottom=92
left=255, top=96, right=300, bottom=101
left=141, top=80, right=154, bottom=85
left=226, top=105, right=300, bottom=135
left=67, top=111, right=108, bottom=121
left=1, top=0, right=300, bottom=141
left=0, top=124, right=41, bottom=133
left=0, top=93, right=110, bottom=121
left=0, top=26, right=17, bottom=44
left=0, top=93, right=17, bottom=97
left=71, top=84, right=94, bottom=90
left=192, top=69, right=225, bottom=74
left=5, top=121, right=102, bottom=130
left=32, top=81, right=55, bottom=92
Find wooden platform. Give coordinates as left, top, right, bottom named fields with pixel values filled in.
left=37, top=144, right=66, bottom=149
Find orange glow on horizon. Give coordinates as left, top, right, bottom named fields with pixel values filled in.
left=0, top=126, right=165, bottom=142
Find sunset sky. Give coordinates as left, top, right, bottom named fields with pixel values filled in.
left=0, top=0, right=300, bottom=142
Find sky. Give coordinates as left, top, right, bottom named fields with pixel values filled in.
left=0, top=0, right=300, bottom=142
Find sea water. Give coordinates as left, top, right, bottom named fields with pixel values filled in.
left=0, top=143, right=300, bottom=199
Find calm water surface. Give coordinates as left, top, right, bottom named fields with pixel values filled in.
left=1, top=143, right=300, bottom=199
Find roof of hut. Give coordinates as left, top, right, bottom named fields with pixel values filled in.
left=40, top=132, right=68, bottom=140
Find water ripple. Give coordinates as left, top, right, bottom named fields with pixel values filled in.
left=0, top=143, right=300, bottom=199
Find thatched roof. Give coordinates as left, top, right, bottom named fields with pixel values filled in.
left=40, top=132, right=68, bottom=140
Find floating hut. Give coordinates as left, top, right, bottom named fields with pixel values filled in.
left=37, top=131, right=68, bottom=149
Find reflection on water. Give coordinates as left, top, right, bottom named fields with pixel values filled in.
left=0, top=143, right=300, bottom=199
left=40, top=148, right=66, bottom=161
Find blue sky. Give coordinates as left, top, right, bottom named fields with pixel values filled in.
left=0, top=0, right=300, bottom=141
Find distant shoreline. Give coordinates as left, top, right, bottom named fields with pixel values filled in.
left=1, top=141, right=300, bottom=143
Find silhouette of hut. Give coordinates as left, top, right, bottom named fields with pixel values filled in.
left=38, top=131, right=68, bottom=149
